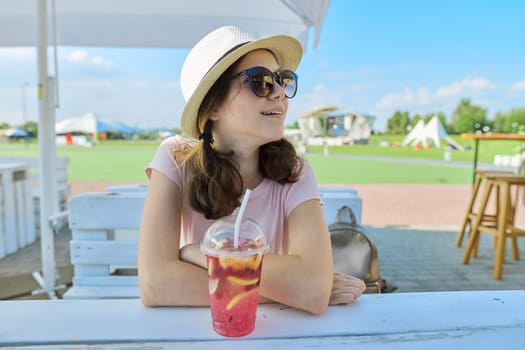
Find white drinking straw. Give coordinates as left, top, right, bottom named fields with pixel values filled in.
left=234, top=189, right=251, bottom=248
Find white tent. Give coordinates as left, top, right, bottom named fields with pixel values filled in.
left=402, top=116, right=464, bottom=150
left=401, top=119, right=426, bottom=147
left=0, top=0, right=331, bottom=297
left=55, top=113, right=98, bottom=135
left=55, top=113, right=139, bottom=135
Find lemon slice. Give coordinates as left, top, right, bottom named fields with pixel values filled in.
left=207, top=258, right=215, bottom=276
left=226, top=276, right=259, bottom=286
left=218, top=254, right=263, bottom=272
left=249, top=254, right=263, bottom=270
left=208, top=278, right=219, bottom=294
left=226, top=291, right=248, bottom=310
left=226, top=288, right=259, bottom=310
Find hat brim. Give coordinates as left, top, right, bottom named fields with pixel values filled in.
left=181, top=34, right=303, bottom=139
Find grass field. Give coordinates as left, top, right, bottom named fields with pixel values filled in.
left=0, top=135, right=521, bottom=184
left=305, top=154, right=473, bottom=184
left=312, top=134, right=522, bottom=162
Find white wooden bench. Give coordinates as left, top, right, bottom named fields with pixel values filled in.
left=0, top=156, right=70, bottom=237
left=64, top=187, right=362, bottom=299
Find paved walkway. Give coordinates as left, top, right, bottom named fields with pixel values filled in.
left=367, top=226, right=525, bottom=292
left=1, top=224, right=523, bottom=299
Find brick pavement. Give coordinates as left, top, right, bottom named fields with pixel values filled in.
left=367, top=226, right=525, bottom=292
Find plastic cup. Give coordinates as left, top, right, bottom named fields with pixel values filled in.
left=201, top=216, right=266, bottom=337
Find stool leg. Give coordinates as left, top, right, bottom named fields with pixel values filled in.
left=489, top=185, right=501, bottom=253
left=456, top=174, right=482, bottom=247
left=472, top=233, right=481, bottom=258
left=508, top=187, right=520, bottom=261
left=511, top=234, right=520, bottom=260
left=463, top=181, right=492, bottom=264
left=493, top=182, right=509, bottom=280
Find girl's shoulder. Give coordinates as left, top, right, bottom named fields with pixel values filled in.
left=161, top=134, right=198, bottom=150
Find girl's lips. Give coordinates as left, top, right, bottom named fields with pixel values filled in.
left=261, top=111, right=283, bottom=116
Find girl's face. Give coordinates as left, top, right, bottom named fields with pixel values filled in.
left=210, top=49, right=289, bottom=152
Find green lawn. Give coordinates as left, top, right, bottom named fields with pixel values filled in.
left=1, top=135, right=520, bottom=184
left=305, top=154, right=472, bottom=184
left=310, top=134, right=522, bottom=163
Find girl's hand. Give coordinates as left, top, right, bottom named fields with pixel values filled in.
left=329, top=272, right=366, bottom=305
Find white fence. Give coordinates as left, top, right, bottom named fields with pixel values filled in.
left=0, top=157, right=70, bottom=238
left=0, top=163, right=35, bottom=259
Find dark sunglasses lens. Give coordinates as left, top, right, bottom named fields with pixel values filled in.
left=280, top=70, right=298, bottom=98
left=248, top=69, right=274, bottom=97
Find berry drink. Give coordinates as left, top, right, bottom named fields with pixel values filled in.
left=201, top=218, right=266, bottom=337
left=206, top=249, right=263, bottom=337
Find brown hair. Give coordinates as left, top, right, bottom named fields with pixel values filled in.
left=175, top=59, right=303, bottom=219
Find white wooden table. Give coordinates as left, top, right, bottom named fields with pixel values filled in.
left=1, top=290, right=524, bottom=349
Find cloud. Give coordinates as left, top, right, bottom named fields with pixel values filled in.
left=435, top=77, right=495, bottom=98
left=64, top=50, right=114, bottom=71
left=376, top=87, right=430, bottom=109
left=313, top=84, right=325, bottom=93
left=375, top=77, right=497, bottom=112
left=511, top=80, right=525, bottom=90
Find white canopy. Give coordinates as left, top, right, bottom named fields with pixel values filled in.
left=0, top=0, right=331, bottom=297
left=0, top=0, right=330, bottom=49
left=402, top=116, right=464, bottom=150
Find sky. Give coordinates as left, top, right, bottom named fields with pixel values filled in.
left=1, top=0, right=524, bottom=132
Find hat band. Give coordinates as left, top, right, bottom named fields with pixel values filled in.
left=210, top=42, right=250, bottom=74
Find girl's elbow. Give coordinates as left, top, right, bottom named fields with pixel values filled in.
left=139, top=282, right=160, bottom=307
left=303, top=280, right=331, bottom=315
left=138, top=269, right=163, bottom=307
left=140, top=293, right=156, bottom=307
left=308, top=289, right=331, bottom=315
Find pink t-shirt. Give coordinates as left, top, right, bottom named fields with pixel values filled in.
left=146, top=136, right=320, bottom=254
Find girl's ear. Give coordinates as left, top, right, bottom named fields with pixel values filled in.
left=208, top=110, right=220, bottom=121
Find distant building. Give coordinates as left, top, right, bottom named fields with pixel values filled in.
left=298, top=109, right=375, bottom=146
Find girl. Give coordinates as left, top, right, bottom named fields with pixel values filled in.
left=139, top=26, right=365, bottom=314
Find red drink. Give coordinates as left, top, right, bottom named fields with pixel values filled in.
left=206, top=252, right=263, bottom=337
left=201, top=217, right=266, bottom=337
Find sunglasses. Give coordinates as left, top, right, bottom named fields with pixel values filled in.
left=231, top=66, right=298, bottom=98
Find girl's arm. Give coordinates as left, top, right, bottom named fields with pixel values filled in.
left=256, top=199, right=334, bottom=314
left=138, top=169, right=210, bottom=306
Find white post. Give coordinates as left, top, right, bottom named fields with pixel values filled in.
left=36, top=0, right=57, bottom=297
left=48, top=77, right=59, bottom=215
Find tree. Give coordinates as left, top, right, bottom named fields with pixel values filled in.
left=449, top=98, right=488, bottom=133
left=503, top=108, right=525, bottom=133
left=492, top=112, right=506, bottom=133
left=410, top=114, right=422, bottom=128
left=286, top=120, right=300, bottom=129
left=386, top=110, right=411, bottom=134
left=21, top=121, right=38, bottom=137
left=0, top=122, right=10, bottom=129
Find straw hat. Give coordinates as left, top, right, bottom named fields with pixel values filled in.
left=180, top=25, right=303, bottom=139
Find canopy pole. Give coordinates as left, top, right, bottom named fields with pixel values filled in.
left=35, top=0, right=58, bottom=299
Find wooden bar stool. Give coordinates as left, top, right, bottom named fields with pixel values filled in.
left=461, top=174, right=525, bottom=280
left=455, top=170, right=512, bottom=249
